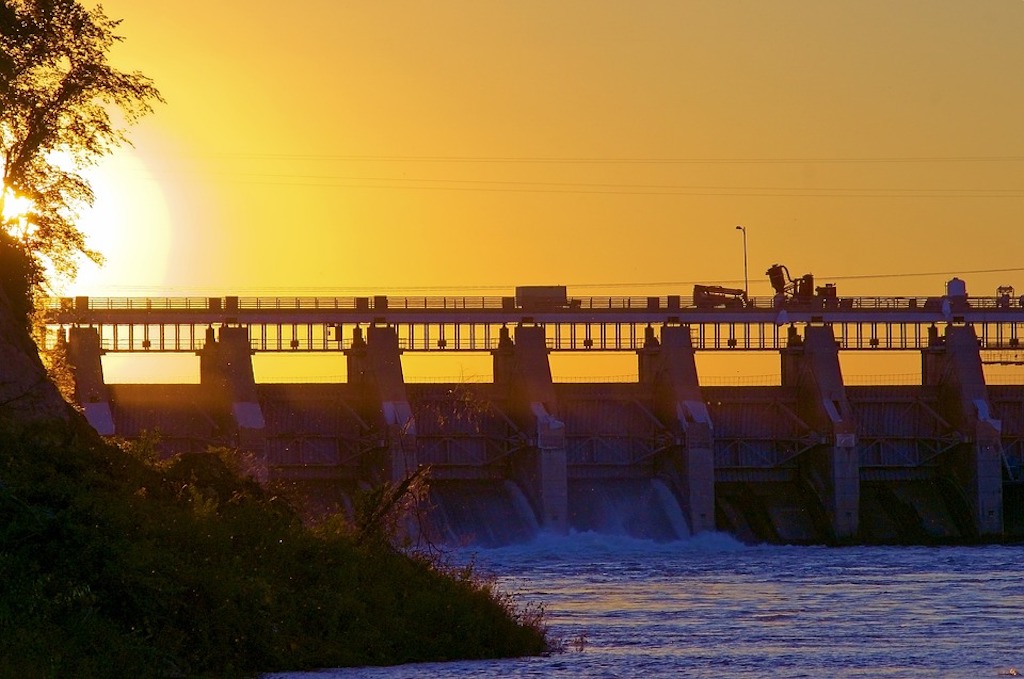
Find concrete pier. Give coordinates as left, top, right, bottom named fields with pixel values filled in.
left=66, top=326, right=114, bottom=436
left=922, top=325, right=1003, bottom=537
left=781, top=325, right=859, bottom=540
left=345, top=326, right=417, bottom=485
left=198, top=326, right=265, bottom=451
left=494, top=325, right=568, bottom=533
left=639, top=325, right=716, bottom=534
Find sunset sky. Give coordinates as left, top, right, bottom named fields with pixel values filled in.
left=67, top=0, right=1024, bottom=305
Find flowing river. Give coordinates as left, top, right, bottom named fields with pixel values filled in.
left=268, top=534, right=1023, bottom=678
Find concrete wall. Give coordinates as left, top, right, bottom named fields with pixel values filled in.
left=66, top=322, right=1022, bottom=544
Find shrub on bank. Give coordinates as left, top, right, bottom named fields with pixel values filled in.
left=0, top=420, right=547, bottom=677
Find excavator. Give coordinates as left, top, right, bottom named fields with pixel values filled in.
left=765, top=263, right=838, bottom=308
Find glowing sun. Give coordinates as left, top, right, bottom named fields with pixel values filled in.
left=1, top=189, right=34, bottom=224
left=66, top=147, right=173, bottom=296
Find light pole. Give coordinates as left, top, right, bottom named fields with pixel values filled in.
left=735, top=225, right=748, bottom=302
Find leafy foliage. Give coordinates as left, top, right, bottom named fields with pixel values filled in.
left=0, top=5, right=549, bottom=674
left=0, top=0, right=161, bottom=318
left=36, top=317, right=76, bottom=403
left=0, top=419, right=548, bottom=677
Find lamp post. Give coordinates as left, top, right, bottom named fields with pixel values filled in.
left=735, top=225, right=748, bottom=302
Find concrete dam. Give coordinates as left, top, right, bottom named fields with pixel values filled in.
left=40, top=280, right=1024, bottom=545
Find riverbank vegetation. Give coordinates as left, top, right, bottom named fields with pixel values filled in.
left=2, top=3, right=546, bottom=670
left=0, top=418, right=548, bottom=677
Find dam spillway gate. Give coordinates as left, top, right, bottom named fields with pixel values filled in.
left=36, top=287, right=1024, bottom=544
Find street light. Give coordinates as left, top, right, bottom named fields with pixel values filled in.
left=735, top=225, right=748, bottom=302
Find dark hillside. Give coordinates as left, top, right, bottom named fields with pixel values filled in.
left=0, top=289, right=546, bottom=678
left=0, top=418, right=546, bottom=677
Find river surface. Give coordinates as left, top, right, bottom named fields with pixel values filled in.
left=268, top=533, right=1023, bottom=678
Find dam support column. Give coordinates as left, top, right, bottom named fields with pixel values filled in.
left=493, top=325, right=568, bottom=533
left=199, top=326, right=266, bottom=453
left=781, top=325, right=859, bottom=541
left=922, top=325, right=1002, bottom=537
left=66, top=326, right=114, bottom=436
left=638, top=325, right=716, bottom=534
left=346, top=326, right=417, bottom=485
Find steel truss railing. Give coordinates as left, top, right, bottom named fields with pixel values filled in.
left=38, top=294, right=1024, bottom=354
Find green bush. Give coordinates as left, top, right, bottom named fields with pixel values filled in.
left=0, top=419, right=547, bottom=678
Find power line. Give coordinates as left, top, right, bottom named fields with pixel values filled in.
left=118, top=152, right=1024, bottom=199
left=821, top=267, right=1024, bottom=282
left=196, top=174, right=1024, bottom=199
left=194, top=152, right=1024, bottom=165
left=66, top=266, right=1024, bottom=296
left=201, top=171, right=1024, bottom=199
left=566, top=267, right=1024, bottom=289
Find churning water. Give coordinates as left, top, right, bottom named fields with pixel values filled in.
left=268, top=534, right=1023, bottom=678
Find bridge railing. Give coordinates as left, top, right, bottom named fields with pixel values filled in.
left=42, top=293, right=1024, bottom=315
left=34, top=291, right=1024, bottom=355
left=236, top=296, right=510, bottom=310
left=234, top=295, right=701, bottom=311
left=39, top=296, right=214, bottom=311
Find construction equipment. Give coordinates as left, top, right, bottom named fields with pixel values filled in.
left=766, top=263, right=838, bottom=307
left=996, top=285, right=1016, bottom=309
left=693, top=284, right=746, bottom=309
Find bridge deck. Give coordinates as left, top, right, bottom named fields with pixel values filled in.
left=40, top=293, right=1024, bottom=353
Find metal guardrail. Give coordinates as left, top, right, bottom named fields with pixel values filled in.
left=40, top=296, right=213, bottom=311
left=44, top=294, right=704, bottom=312
left=41, top=293, right=1024, bottom=314
left=36, top=292, right=1024, bottom=354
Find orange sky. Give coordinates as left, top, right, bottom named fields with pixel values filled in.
left=63, top=1, right=1024, bottom=303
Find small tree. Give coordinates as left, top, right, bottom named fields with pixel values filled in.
left=0, top=0, right=161, bottom=323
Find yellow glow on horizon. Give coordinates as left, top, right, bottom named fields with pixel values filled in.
left=66, top=148, right=173, bottom=295
left=86, top=0, right=1024, bottom=302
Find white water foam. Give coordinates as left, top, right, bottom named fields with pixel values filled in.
left=651, top=478, right=690, bottom=539
left=503, top=480, right=541, bottom=534
left=459, top=528, right=749, bottom=567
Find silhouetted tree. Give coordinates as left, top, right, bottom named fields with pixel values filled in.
left=0, top=0, right=160, bottom=323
